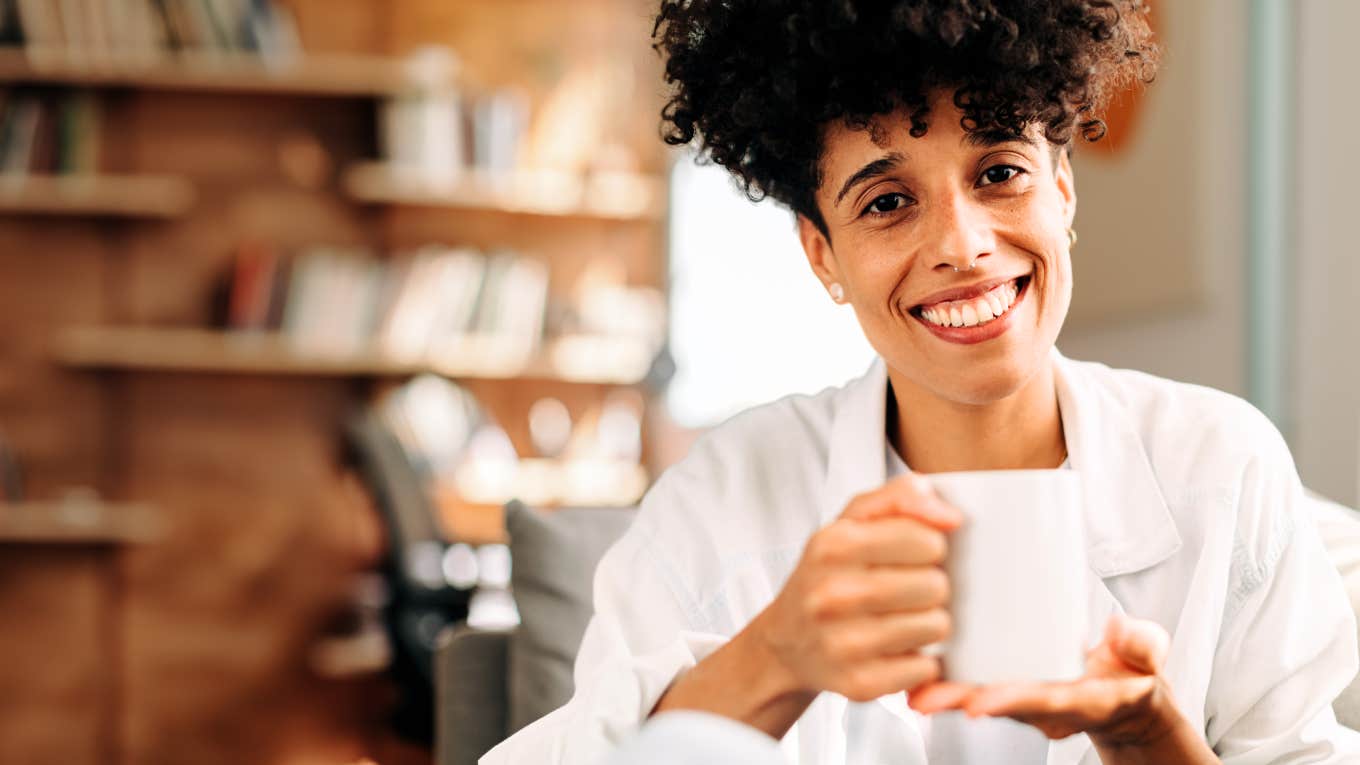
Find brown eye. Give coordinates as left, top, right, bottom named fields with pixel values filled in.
left=862, top=193, right=909, bottom=216
left=979, top=165, right=1023, bottom=187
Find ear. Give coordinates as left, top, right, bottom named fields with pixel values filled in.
left=1054, top=147, right=1077, bottom=227
left=797, top=214, right=842, bottom=294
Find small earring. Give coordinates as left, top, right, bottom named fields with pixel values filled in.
left=829, top=283, right=845, bottom=303
left=1067, top=227, right=1078, bottom=248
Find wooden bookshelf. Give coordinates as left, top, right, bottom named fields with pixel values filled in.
left=343, top=162, right=666, bottom=221
left=0, top=500, right=163, bottom=545
left=0, top=173, right=196, bottom=218
left=52, top=326, right=656, bottom=385
left=0, top=2, right=671, bottom=763
left=0, top=48, right=416, bottom=97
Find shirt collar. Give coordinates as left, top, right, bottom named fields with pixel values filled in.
left=822, top=351, right=1182, bottom=578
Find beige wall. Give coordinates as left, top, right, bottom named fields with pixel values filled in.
left=1059, top=0, right=1360, bottom=506
left=1292, top=0, right=1360, bottom=505
left=1058, top=0, right=1247, bottom=398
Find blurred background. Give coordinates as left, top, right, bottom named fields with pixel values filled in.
left=0, top=1, right=1353, bottom=764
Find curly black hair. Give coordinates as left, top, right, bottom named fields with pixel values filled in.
left=653, top=0, right=1158, bottom=235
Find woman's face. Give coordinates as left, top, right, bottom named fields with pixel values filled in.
left=799, top=95, right=1077, bottom=406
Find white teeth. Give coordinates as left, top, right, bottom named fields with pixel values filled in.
left=961, top=304, right=979, bottom=327
left=918, top=278, right=1023, bottom=329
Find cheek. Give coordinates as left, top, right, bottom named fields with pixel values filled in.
left=843, top=241, right=911, bottom=311
left=1037, top=246, right=1074, bottom=332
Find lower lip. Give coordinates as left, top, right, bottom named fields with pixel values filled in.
left=911, top=278, right=1030, bottom=345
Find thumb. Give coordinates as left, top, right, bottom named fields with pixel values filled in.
left=1106, top=613, right=1170, bottom=675
left=840, top=472, right=964, bottom=530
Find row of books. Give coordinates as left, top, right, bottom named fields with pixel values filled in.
left=0, top=89, right=98, bottom=175
left=381, top=86, right=529, bottom=185
left=0, top=0, right=301, bottom=62
left=222, top=244, right=551, bottom=363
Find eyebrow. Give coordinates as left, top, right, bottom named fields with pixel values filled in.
left=834, top=152, right=906, bottom=206
left=963, top=129, right=1040, bottom=150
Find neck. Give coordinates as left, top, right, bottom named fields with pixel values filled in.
left=887, top=361, right=1066, bottom=473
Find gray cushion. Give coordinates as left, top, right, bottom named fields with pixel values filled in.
left=436, top=626, right=512, bottom=765
left=505, top=501, right=634, bottom=734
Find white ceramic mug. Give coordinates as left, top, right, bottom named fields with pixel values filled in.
left=926, top=469, right=1089, bottom=685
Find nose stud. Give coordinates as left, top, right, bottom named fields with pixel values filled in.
left=952, top=261, right=977, bottom=273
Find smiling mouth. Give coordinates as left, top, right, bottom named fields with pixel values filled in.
left=910, top=275, right=1031, bottom=329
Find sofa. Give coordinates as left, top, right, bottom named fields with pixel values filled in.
left=436, top=494, right=1360, bottom=765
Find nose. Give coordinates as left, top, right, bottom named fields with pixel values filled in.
left=928, top=192, right=995, bottom=273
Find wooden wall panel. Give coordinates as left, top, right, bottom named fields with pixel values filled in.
left=114, top=375, right=379, bottom=765
left=0, top=549, right=115, bottom=765
left=281, top=0, right=389, bottom=55
left=0, top=222, right=109, bottom=495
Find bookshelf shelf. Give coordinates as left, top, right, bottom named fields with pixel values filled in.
left=0, top=48, right=415, bottom=97
left=52, top=327, right=656, bottom=386
left=0, top=499, right=163, bottom=545
left=342, top=162, right=666, bottom=222
left=0, top=173, right=196, bottom=218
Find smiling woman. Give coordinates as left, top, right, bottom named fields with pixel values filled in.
left=481, top=3, right=1360, bottom=764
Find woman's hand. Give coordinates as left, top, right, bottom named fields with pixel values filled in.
left=653, top=474, right=963, bottom=739
left=909, top=614, right=1218, bottom=763
left=754, top=474, right=964, bottom=701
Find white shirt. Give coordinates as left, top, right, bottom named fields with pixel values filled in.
left=484, top=352, right=1360, bottom=764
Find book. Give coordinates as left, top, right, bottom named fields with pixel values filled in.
left=123, top=0, right=171, bottom=61
left=377, top=247, right=450, bottom=361
left=244, top=0, right=298, bottom=61
left=194, top=0, right=230, bottom=51
left=226, top=241, right=279, bottom=331
left=497, top=255, right=549, bottom=353
left=428, top=248, right=487, bottom=341
left=0, top=0, right=24, bottom=46
left=8, top=0, right=300, bottom=61
left=1, top=95, right=40, bottom=174
left=57, top=0, right=86, bottom=59
left=57, top=91, right=98, bottom=174
left=204, top=0, right=247, bottom=50
left=226, top=243, right=554, bottom=369
left=27, top=97, right=56, bottom=173
left=82, top=0, right=113, bottom=65
left=15, top=0, right=59, bottom=51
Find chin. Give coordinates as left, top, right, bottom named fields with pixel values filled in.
left=937, top=360, right=1033, bottom=406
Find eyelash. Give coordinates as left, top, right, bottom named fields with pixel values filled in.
left=858, top=164, right=1028, bottom=218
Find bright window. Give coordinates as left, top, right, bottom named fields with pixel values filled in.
left=665, top=154, right=877, bottom=428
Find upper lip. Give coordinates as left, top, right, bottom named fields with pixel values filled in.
left=911, top=274, right=1028, bottom=309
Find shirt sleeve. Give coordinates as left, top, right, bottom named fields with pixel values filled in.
left=480, top=473, right=730, bottom=764
left=602, top=711, right=788, bottom=765
left=1204, top=444, right=1360, bottom=763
